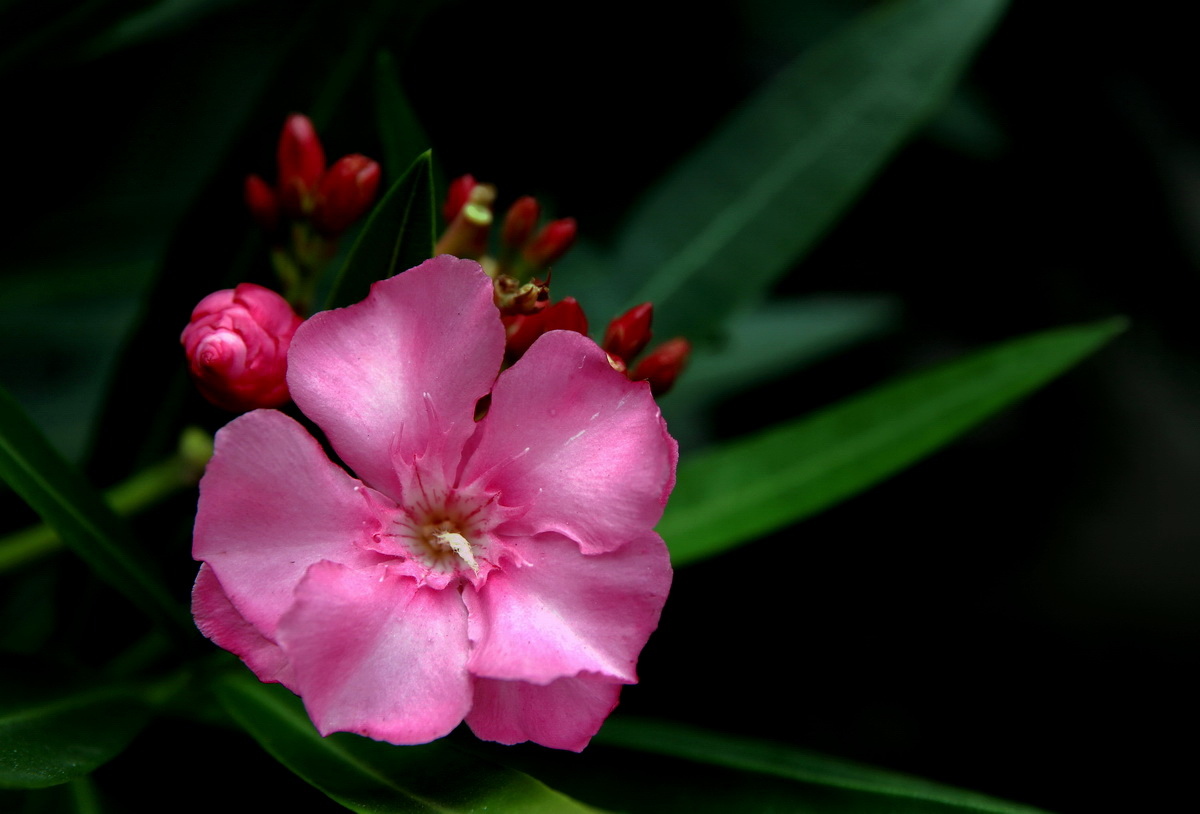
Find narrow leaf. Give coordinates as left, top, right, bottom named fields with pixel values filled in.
left=596, top=717, right=1053, bottom=814
left=0, top=671, right=146, bottom=790
left=615, top=0, right=1009, bottom=340
left=0, top=384, right=189, bottom=631
left=323, top=151, right=436, bottom=310
left=215, top=672, right=606, bottom=814
left=659, top=317, right=1124, bottom=566
left=374, top=50, right=432, bottom=184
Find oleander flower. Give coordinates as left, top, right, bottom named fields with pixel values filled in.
left=181, top=283, right=303, bottom=412
left=191, top=255, right=676, bottom=750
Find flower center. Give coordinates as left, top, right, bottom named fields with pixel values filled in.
left=417, top=519, right=479, bottom=574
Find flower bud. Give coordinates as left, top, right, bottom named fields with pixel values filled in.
left=244, top=174, right=280, bottom=233
left=603, top=302, right=653, bottom=363
left=435, top=182, right=495, bottom=259
left=631, top=337, right=690, bottom=397
left=181, top=283, right=303, bottom=412
left=522, top=218, right=577, bottom=270
left=443, top=174, right=478, bottom=222
left=501, top=196, right=541, bottom=251
left=277, top=114, right=326, bottom=218
left=310, top=154, right=382, bottom=236
left=503, top=297, right=588, bottom=362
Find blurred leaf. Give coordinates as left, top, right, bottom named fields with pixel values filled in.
left=613, top=0, right=1009, bottom=340
left=215, top=671, right=606, bottom=814
left=0, top=384, right=188, bottom=632
left=323, top=151, right=436, bottom=310
left=374, top=50, right=433, bottom=184
left=596, top=717, right=1052, bottom=814
left=0, top=669, right=146, bottom=790
left=0, top=778, right=105, bottom=814
left=77, top=0, right=246, bottom=60
left=659, top=317, right=1125, bottom=566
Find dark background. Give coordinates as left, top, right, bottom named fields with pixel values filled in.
left=2, top=1, right=1196, bottom=811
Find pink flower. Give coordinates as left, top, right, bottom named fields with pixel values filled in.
left=191, top=256, right=676, bottom=750
left=181, top=283, right=303, bottom=412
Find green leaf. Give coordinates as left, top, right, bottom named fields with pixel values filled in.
left=659, top=317, right=1125, bottom=566
left=595, top=717, right=1053, bottom=814
left=323, top=151, right=436, bottom=310
left=374, top=50, right=433, bottom=184
left=0, top=384, right=189, bottom=631
left=0, top=671, right=147, bottom=790
left=215, top=671, right=606, bottom=814
left=614, top=0, right=1009, bottom=340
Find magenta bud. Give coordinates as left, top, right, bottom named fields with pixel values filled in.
left=503, top=297, right=589, bottom=362
left=181, top=283, right=303, bottom=412
left=631, top=337, right=690, bottom=397
left=443, top=174, right=478, bottom=222
left=501, top=196, right=541, bottom=251
left=310, top=154, right=382, bottom=236
left=244, top=174, right=280, bottom=233
left=277, top=114, right=326, bottom=217
left=603, top=302, right=654, bottom=362
left=522, top=217, right=577, bottom=269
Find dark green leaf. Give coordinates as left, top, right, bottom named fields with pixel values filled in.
left=214, top=671, right=605, bottom=814
left=323, top=151, right=436, bottom=310
left=659, top=317, right=1125, bottom=566
left=374, top=50, right=433, bottom=184
left=0, top=384, right=189, bottom=632
left=613, top=0, right=1010, bottom=340
left=0, top=670, right=146, bottom=790
left=595, top=717, right=1052, bottom=814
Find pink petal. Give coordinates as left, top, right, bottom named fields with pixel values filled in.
left=287, top=256, right=504, bottom=500
left=191, top=563, right=294, bottom=687
left=193, top=409, right=386, bottom=637
left=461, top=330, right=677, bottom=555
left=467, top=673, right=623, bottom=751
left=464, top=531, right=671, bottom=685
left=276, top=561, right=472, bottom=744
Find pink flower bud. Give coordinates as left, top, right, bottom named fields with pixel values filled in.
left=501, top=196, right=541, bottom=251
left=310, top=154, right=382, bottom=236
left=277, top=114, right=326, bottom=218
left=503, top=297, right=589, bottom=362
left=603, top=302, right=654, bottom=363
left=244, top=174, right=280, bottom=233
left=522, top=218, right=577, bottom=270
left=631, top=337, right=690, bottom=397
left=443, top=174, right=478, bottom=222
left=181, top=283, right=303, bottom=412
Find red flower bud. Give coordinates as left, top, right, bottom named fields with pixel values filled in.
left=503, top=297, right=589, bottom=362
left=631, top=337, right=690, bottom=397
left=443, top=174, right=478, bottom=222
left=181, top=283, right=303, bottom=412
left=522, top=217, right=576, bottom=269
left=277, top=114, right=326, bottom=217
left=244, top=174, right=280, bottom=233
left=434, top=182, right=495, bottom=259
left=310, top=154, right=382, bottom=236
left=501, top=196, right=541, bottom=251
left=603, top=302, right=654, bottom=363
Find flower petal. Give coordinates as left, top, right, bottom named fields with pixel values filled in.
left=192, top=563, right=295, bottom=687
left=467, top=674, right=623, bottom=752
left=465, top=531, right=671, bottom=685
left=461, top=330, right=677, bottom=555
left=287, top=256, right=504, bottom=500
left=193, top=409, right=386, bottom=637
left=276, top=561, right=472, bottom=744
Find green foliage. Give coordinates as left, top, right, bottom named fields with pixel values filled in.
left=660, top=318, right=1125, bottom=565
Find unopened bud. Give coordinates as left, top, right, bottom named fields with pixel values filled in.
left=277, top=114, right=326, bottom=217
left=181, top=283, right=303, bottom=412
left=603, top=303, right=653, bottom=363
left=443, top=174, right=478, bottom=222
left=503, top=297, right=589, bottom=362
left=501, top=196, right=541, bottom=251
left=631, top=337, right=690, bottom=397
left=522, top=218, right=576, bottom=269
left=244, top=174, right=280, bottom=233
left=310, top=154, right=382, bottom=236
left=435, top=182, right=495, bottom=259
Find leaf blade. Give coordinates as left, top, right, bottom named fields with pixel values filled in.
left=659, top=318, right=1125, bottom=566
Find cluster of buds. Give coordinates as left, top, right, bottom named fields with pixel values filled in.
left=436, top=175, right=689, bottom=397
